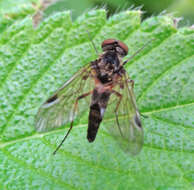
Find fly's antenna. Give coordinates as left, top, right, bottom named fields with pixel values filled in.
left=86, top=30, right=99, bottom=55
left=123, top=38, right=155, bottom=65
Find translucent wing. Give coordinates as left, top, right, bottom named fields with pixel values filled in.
left=104, top=72, right=143, bottom=155
left=35, top=64, right=93, bottom=132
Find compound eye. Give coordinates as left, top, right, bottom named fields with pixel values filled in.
left=101, top=39, right=128, bottom=56
left=101, top=39, right=117, bottom=48
left=117, top=41, right=128, bottom=56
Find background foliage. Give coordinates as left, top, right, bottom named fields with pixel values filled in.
left=45, top=0, right=194, bottom=25
left=0, top=0, right=194, bottom=189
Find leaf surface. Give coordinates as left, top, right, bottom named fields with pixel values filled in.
left=0, top=9, right=193, bottom=190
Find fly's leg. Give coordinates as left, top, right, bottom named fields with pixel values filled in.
left=127, top=79, right=148, bottom=118
left=112, top=90, right=124, bottom=137
left=53, top=91, right=92, bottom=155
left=128, top=79, right=134, bottom=88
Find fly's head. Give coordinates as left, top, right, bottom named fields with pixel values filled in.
left=102, top=39, right=128, bottom=58
left=101, top=39, right=128, bottom=73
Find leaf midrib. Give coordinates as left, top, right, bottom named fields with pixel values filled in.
left=1, top=129, right=191, bottom=187
left=0, top=101, right=193, bottom=150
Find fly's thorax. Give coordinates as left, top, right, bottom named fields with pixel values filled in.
left=91, top=51, right=123, bottom=84
left=102, top=51, right=121, bottom=70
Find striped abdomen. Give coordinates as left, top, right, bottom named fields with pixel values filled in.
left=87, top=89, right=110, bottom=142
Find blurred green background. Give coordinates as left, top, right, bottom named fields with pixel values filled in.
left=45, top=0, right=194, bottom=26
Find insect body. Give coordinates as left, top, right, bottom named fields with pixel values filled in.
left=35, top=39, right=143, bottom=155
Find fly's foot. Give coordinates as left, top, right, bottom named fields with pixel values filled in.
left=128, top=79, right=134, bottom=88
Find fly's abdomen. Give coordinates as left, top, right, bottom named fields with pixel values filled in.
left=87, top=103, right=102, bottom=142
left=87, top=89, right=110, bottom=142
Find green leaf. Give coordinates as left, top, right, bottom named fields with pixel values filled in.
left=0, top=0, right=40, bottom=33
left=0, top=0, right=38, bottom=14
left=0, top=9, right=194, bottom=190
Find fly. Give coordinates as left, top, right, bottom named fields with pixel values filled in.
left=35, top=37, right=152, bottom=155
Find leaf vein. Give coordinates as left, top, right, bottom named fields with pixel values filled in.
left=126, top=30, right=176, bottom=67
left=176, top=68, right=193, bottom=106
left=102, top=130, right=193, bottom=154
left=142, top=101, right=194, bottom=114
left=1, top=100, right=193, bottom=146
left=151, top=115, right=194, bottom=130
left=150, top=116, right=192, bottom=142
left=1, top=149, right=76, bottom=189
left=0, top=44, right=31, bottom=91
left=41, top=137, right=131, bottom=175
left=138, top=54, right=194, bottom=102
